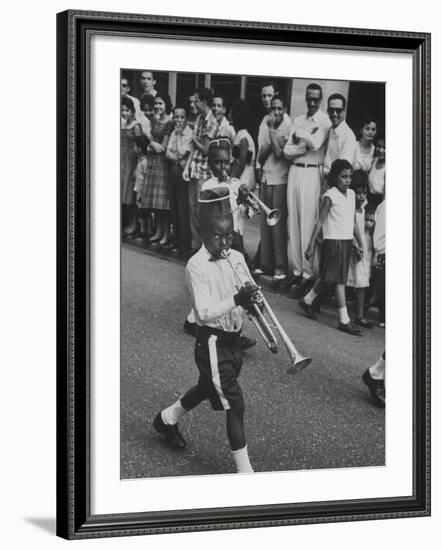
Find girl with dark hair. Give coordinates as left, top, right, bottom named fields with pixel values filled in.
left=121, top=96, right=141, bottom=234
left=300, top=159, right=364, bottom=335
left=346, top=171, right=374, bottom=328
left=140, top=92, right=174, bottom=246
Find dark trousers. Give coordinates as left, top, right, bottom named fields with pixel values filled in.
left=169, top=164, right=191, bottom=252
left=259, top=182, right=288, bottom=275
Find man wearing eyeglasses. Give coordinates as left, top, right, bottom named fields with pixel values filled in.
left=121, top=76, right=141, bottom=117
left=324, top=93, right=357, bottom=176
left=283, top=83, right=331, bottom=286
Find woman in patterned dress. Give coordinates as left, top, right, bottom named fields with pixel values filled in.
left=140, top=92, right=174, bottom=246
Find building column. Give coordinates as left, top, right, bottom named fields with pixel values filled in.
left=240, top=76, right=247, bottom=100
left=168, top=72, right=177, bottom=107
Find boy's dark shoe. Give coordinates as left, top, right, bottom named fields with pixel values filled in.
left=153, top=413, right=187, bottom=449
left=338, top=321, right=362, bottom=335
left=183, top=319, right=198, bottom=337
left=298, top=298, right=318, bottom=320
left=239, top=335, right=257, bottom=352
left=362, top=369, right=385, bottom=408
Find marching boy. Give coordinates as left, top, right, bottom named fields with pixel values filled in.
left=154, top=187, right=260, bottom=473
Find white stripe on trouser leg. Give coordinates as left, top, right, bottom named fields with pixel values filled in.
left=208, top=335, right=230, bottom=410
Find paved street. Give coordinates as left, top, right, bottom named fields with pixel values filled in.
left=121, top=244, right=385, bottom=479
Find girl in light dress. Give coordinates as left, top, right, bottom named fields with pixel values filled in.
left=346, top=171, right=374, bottom=328
left=354, top=116, right=377, bottom=173
left=300, top=159, right=364, bottom=336
left=367, top=137, right=386, bottom=208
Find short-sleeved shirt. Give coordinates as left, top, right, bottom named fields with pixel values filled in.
left=166, top=125, right=193, bottom=160
left=260, top=117, right=292, bottom=186
left=256, top=112, right=291, bottom=170
left=323, top=187, right=355, bottom=240
left=190, top=111, right=219, bottom=181
left=216, top=116, right=236, bottom=143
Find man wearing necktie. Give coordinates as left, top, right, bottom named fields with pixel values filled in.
left=284, top=83, right=331, bottom=287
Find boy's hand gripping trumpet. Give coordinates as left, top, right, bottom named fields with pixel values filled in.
left=221, top=250, right=312, bottom=375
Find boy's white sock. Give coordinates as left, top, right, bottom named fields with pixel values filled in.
left=369, top=355, right=385, bottom=380
left=161, top=398, right=187, bottom=425
left=338, top=307, right=350, bottom=324
left=303, top=289, right=318, bottom=305
left=231, top=445, right=254, bottom=473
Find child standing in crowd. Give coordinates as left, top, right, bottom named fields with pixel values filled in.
left=140, top=92, right=174, bottom=246
left=346, top=171, right=374, bottom=328
left=230, top=99, right=256, bottom=191
left=257, top=94, right=291, bottom=281
left=354, top=116, right=377, bottom=173
left=372, top=199, right=386, bottom=327
left=120, top=96, right=140, bottom=234
left=367, top=137, right=385, bottom=208
left=300, top=159, right=363, bottom=336
left=154, top=187, right=259, bottom=473
left=165, top=106, right=193, bottom=255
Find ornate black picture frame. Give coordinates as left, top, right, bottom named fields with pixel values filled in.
left=56, top=9, right=431, bottom=540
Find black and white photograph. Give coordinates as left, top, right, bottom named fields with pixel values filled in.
left=120, top=69, right=386, bottom=479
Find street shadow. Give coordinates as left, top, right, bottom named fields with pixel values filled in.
left=25, top=517, right=56, bottom=534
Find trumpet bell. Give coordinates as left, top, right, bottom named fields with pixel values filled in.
left=286, top=355, right=312, bottom=375
left=266, top=209, right=281, bottom=227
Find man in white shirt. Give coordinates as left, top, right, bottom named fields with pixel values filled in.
left=324, top=93, right=357, bottom=176
left=121, top=75, right=141, bottom=117
left=212, top=95, right=236, bottom=143
left=284, top=83, right=331, bottom=284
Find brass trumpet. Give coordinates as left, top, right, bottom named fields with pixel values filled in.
left=238, top=189, right=281, bottom=227
left=221, top=251, right=312, bottom=375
